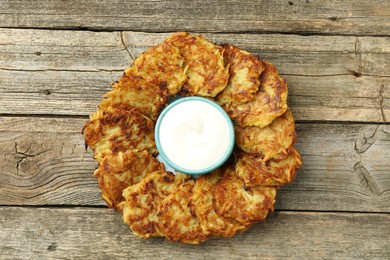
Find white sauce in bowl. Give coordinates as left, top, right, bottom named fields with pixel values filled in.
left=157, top=99, right=232, bottom=172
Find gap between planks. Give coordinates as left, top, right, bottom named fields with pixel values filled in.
left=1, top=0, right=390, bottom=36
left=0, top=205, right=389, bottom=215
left=2, top=26, right=390, bottom=38
left=0, top=114, right=389, bottom=126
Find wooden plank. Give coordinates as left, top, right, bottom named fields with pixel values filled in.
left=1, top=70, right=388, bottom=122
left=0, top=70, right=122, bottom=116
left=0, top=117, right=389, bottom=212
left=0, top=29, right=130, bottom=71
left=0, top=0, right=389, bottom=36
left=0, top=207, right=388, bottom=259
left=0, top=117, right=99, bottom=206
left=125, top=32, right=390, bottom=77
left=3, top=29, right=390, bottom=75
left=1, top=29, right=389, bottom=122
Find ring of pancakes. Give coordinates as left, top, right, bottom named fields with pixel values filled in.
left=83, top=32, right=302, bottom=244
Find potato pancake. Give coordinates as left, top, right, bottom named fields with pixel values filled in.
left=166, top=32, right=229, bottom=97
left=235, top=146, right=302, bottom=187
left=121, top=171, right=189, bottom=238
left=192, top=170, right=250, bottom=237
left=213, top=166, right=276, bottom=226
left=99, top=74, right=167, bottom=121
left=217, top=45, right=265, bottom=106
left=224, top=60, right=288, bottom=128
left=235, top=109, right=296, bottom=161
left=82, top=106, right=156, bottom=162
left=94, top=150, right=164, bottom=210
left=125, top=42, right=187, bottom=96
left=156, top=181, right=208, bottom=244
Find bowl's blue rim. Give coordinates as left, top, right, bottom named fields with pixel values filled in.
left=155, top=96, right=235, bottom=175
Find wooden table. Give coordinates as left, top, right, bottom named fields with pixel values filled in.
left=0, top=1, right=389, bottom=259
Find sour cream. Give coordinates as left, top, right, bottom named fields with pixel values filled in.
left=155, top=97, right=234, bottom=175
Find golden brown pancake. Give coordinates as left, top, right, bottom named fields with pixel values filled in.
left=217, top=45, right=265, bottom=106
left=82, top=106, right=157, bottom=162
left=156, top=180, right=208, bottom=244
left=223, top=60, right=288, bottom=128
left=235, top=109, right=296, bottom=161
left=213, top=166, right=276, bottom=226
left=166, top=32, right=229, bottom=97
left=93, top=150, right=164, bottom=210
left=192, top=170, right=250, bottom=237
left=99, top=74, right=167, bottom=121
left=235, top=146, right=302, bottom=187
left=121, top=171, right=190, bottom=239
left=125, top=42, right=187, bottom=96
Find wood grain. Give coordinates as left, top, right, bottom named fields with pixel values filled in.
left=0, top=0, right=389, bottom=36
left=1, top=29, right=389, bottom=122
left=0, top=117, right=98, bottom=206
left=0, top=116, right=389, bottom=212
left=0, top=207, right=388, bottom=259
left=2, top=1, right=389, bottom=258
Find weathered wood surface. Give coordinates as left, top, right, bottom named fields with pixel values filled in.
left=1, top=0, right=390, bottom=36
left=1, top=1, right=389, bottom=258
left=0, top=207, right=388, bottom=259
left=1, top=29, right=389, bottom=122
left=0, top=116, right=389, bottom=212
